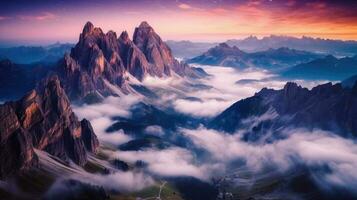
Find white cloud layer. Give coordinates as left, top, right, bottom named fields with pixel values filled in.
left=73, top=95, right=140, bottom=145
left=181, top=127, right=357, bottom=189
left=70, top=65, right=349, bottom=194
left=166, top=65, right=328, bottom=117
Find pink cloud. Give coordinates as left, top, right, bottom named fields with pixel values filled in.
left=178, top=3, right=192, bottom=10
left=18, top=12, right=56, bottom=21
left=0, top=16, right=11, bottom=20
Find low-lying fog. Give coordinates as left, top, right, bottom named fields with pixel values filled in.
left=70, top=65, right=356, bottom=195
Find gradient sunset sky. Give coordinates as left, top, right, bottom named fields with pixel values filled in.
left=1, top=0, right=357, bottom=46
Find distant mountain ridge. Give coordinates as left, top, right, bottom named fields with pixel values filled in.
left=166, top=40, right=217, bottom=58
left=0, top=43, right=73, bottom=64
left=0, top=59, right=55, bottom=100
left=282, top=55, right=357, bottom=80
left=166, top=35, right=357, bottom=58
left=187, top=43, right=322, bottom=70
left=226, top=35, right=357, bottom=56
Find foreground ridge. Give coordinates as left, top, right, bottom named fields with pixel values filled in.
left=0, top=75, right=99, bottom=178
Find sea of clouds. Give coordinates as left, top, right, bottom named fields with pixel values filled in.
left=70, top=65, right=355, bottom=194
left=140, top=65, right=329, bottom=117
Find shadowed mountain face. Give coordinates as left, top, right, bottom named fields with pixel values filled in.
left=187, top=43, right=322, bottom=70
left=57, top=21, right=205, bottom=101
left=282, top=55, right=357, bottom=80
left=0, top=75, right=98, bottom=179
left=0, top=59, right=55, bottom=100
left=342, top=74, right=357, bottom=88
left=210, top=82, right=357, bottom=140
left=0, top=43, right=73, bottom=64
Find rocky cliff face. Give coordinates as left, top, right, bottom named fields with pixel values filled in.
left=210, top=81, right=357, bottom=140
left=58, top=21, right=205, bottom=101
left=0, top=75, right=99, bottom=179
left=133, top=21, right=175, bottom=77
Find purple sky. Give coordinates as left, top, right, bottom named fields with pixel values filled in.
left=1, top=0, right=357, bottom=46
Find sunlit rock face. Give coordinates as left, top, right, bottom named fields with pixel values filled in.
left=57, top=21, right=206, bottom=101
left=133, top=21, right=174, bottom=77
left=0, top=75, right=99, bottom=178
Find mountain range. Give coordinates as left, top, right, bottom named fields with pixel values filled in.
left=282, top=55, right=357, bottom=80
left=56, top=21, right=206, bottom=101
left=0, top=21, right=206, bottom=102
left=3, top=34, right=357, bottom=65
left=227, top=35, right=357, bottom=56
left=0, top=43, right=73, bottom=64
left=167, top=35, right=357, bottom=58
left=2, top=21, right=357, bottom=200
left=187, top=43, right=323, bottom=70
left=0, top=21, right=207, bottom=179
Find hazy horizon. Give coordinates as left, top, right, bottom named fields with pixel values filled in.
left=1, top=30, right=357, bottom=48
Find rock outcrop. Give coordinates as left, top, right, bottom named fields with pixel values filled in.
left=210, top=81, right=357, bottom=139
left=58, top=21, right=205, bottom=101
left=0, top=75, right=99, bottom=179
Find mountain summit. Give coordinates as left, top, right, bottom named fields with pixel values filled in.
left=58, top=21, right=204, bottom=101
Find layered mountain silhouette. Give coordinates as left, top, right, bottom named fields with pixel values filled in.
left=187, top=43, right=322, bottom=70
left=57, top=21, right=205, bottom=101
left=0, top=75, right=98, bottom=179
left=0, top=43, right=73, bottom=64
left=210, top=81, right=357, bottom=140
left=0, top=59, right=55, bottom=100
left=226, top=35, right=357, bottom=56
left=282, top=55, right=357, bottom=80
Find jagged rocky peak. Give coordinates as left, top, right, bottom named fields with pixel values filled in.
left=0, top=75, right=99, bottom=178
left=57, top=21, right=206, bottom=101
left=119, top=30, right=130, bottom=43
left=133, top=21, right=175, bottom=77
left=214, top=42, right=244, bottom=52
left=139, top=21, right=152, bottom=28
left=117, top=29, right=150, bottom=81
left=82, top=21, right=95, bottom=36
